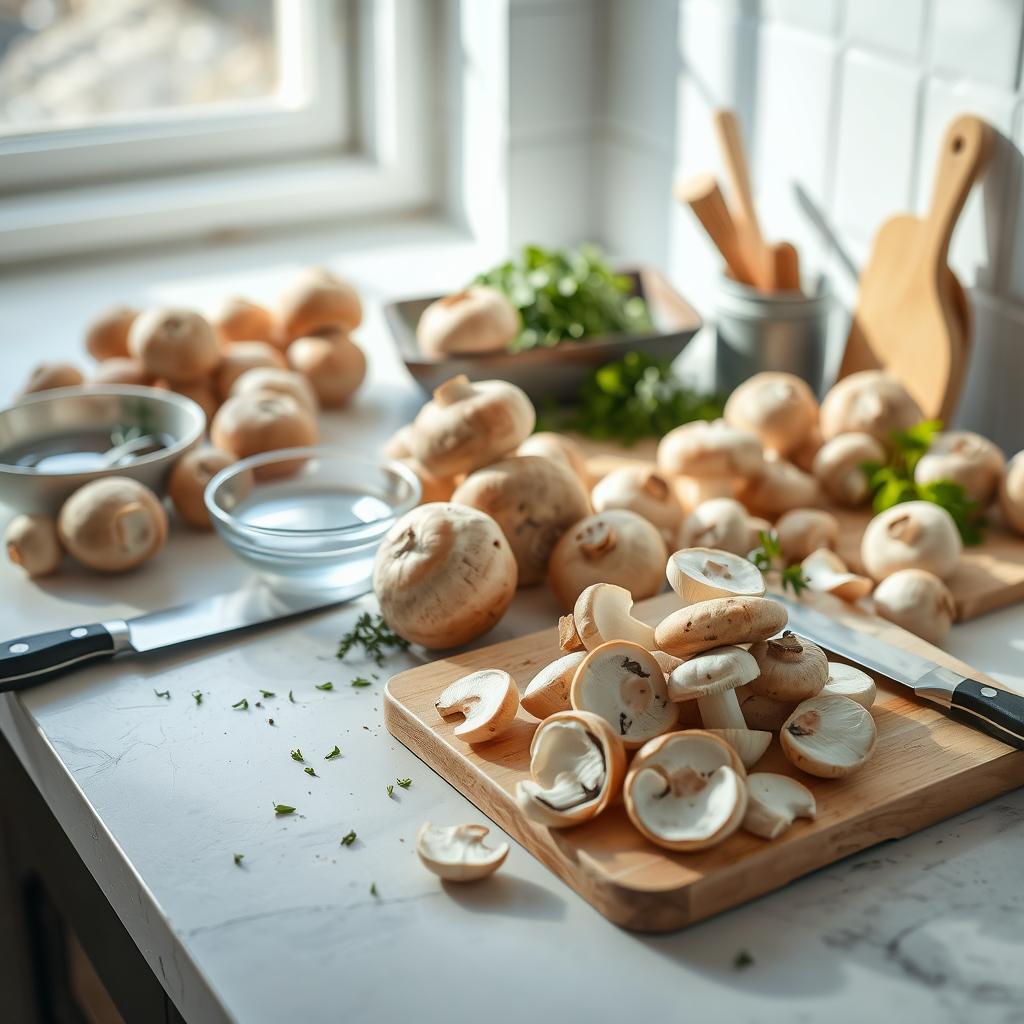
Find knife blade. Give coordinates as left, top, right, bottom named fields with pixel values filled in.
left=774, top=595, right=1024, bottom=750
left=0, top=582, right=353, bottom=692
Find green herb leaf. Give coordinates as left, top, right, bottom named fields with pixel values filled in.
left=734, top=950, right=754, bottom=970
left=233, top=853, right=244, bottom=866
left=386, top=785, right=394, bottom=798
left=273, top=803, right=295, bottom=815
left=370, top=882, right=379, bottom=897
left=781, top=565, right=811, bottom=596
left=324, top=745, right=341, bottom=760
left=259, top=689, right=275, bottom=699
left=232, top=698, right=249, bottom=710
left=336, top=613, right=410, bottom=667
left=351, top=677, right=372, bottom=688
left=315, top=681, right=334, bottom=692
left=303, top=766, right=316, bottom=777
left=340, top=830, right=357, bottom=846
left=288, top=690, right=296, bottom=703
left=290, top=749, right=304, bottom=762
left=191, top=690, right=203, bottom=705
left=154, top=689, right=170, bottom=699
left=396, top=777, right=412, bottom=789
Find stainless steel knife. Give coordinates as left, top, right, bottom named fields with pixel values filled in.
left=775, top=595, right=1024, bottom=750
left=0, top=583, right=352, bottom=691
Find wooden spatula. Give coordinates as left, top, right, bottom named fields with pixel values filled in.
left=839, top=114, right=994, bottom=421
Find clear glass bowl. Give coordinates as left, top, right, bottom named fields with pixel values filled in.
left=205, top=448, right=421, bottom=594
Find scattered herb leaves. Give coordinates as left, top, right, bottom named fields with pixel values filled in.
left=386, top=785, right=394, bottom=798
left=233, top=853, right=244, bottom=866
left=351, top=677, right=372, bottom=688
left=748, top=531, right=810, bottom=595
left=232, top=698, right=249, bottom=711
left=273, top=803, right=295, bottom=815
left=396, top=778, right=412, bottom=789
left=324, top=745, right=342, bottom=760
left=370, top=882, right=379, bottom=898
left=290, top=749, right=304, bottom=763
left=315, top=681, right=334, bottom=692
left=734, top=950, right=755, bottom=970
left=191, top=690, right=203, bottom=705
left=303, top=766, right=316, bottom=777
left=336, top=612, right=409, bottom=667
left=154, top=689, right=170, bottom=699
left=260, top=689, right=275, bottom=699
left=340, top=830, right=357, bottom=846
left=288, top=690, right=296, bottom=703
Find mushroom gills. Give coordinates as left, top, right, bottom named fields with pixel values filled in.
left=631, top=763, right=742, bottom=843
left=822, top=662, right=876, bottom=709
left=519, top=720, right=605, bottom=812
left=415, top=823, right=509, bottom=882
left=742, top=773, right=816, bottom=839
left=434, top=669, right=520, bottom=743
left=574, top=583, right=656, bottom=651
left=781, top=695, right=877, bottom=778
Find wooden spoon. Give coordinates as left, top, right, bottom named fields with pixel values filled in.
left=771, top=242, right=801, bottom=292
left=674, top=173, right=754, bottom=285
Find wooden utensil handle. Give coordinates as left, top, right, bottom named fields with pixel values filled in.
left=674, top=173, right=753, bottom=284
left=925, top=114, right=995, bottom=260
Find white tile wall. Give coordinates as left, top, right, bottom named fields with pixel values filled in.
left=929, top=0, right=1024, bottom=89
left=843, top=0, right=925, bottom=59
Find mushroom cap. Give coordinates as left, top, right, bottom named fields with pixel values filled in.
left=213, top=296, right=276, bottom=346
left=624, top=730, right=748, bottom=852
left=57, top=477, right=167, bottom=573
left=704, top=728, right=773, bottom=770
left=872, top=568, right=956, bottom=646
left=85, top=305, right=137, bottom=361
left=723, top=372, right=819, bottom=457
left=677, top=497, right=752, bottom=554
left=372, top=502, right=517, bottom=649
left=666, top=546, right=766, bottom=604
left=1000, top=451, right=1024, bottom=535
left=214, top=341, right=287, bottom=400
left=823, top=662, right=877, bottom=709
left=154, top=378, right=219, bottom=426
left=737, top=688, right=797, bottom=731
left=748, top=630, right=829, bottom=702
left=19, top=362, right=85, bottom=396
left=5, top=514, right=62, bottom=578
left=819, top=370, right=923, bottom=445
left=801, top=548, right=874, bottom=602
left=657, top=419, right=763, bottom=479
left=409, top=375, right=536, bottom=478
left=451, top=455, right=591, bottom=586
left=914, top=430, right=1006, bottom=506
left=548, top=509, right=667, bottom=610
left=591, top=466, right=683, bottom=545
left=516, top=432, right=590, bottom=485
left=399, top=457, right=456, bottom=505
left=812, top=432, right=886, bottom=506
left=416, top=285, right=519, bottom=357
left=737, top=454, right=822, bottom=519
left=515, top=710, right=626, bottom=828
left=860, top=500, right=962, bottom=582
left=435, top=668, right=521, bottom=744
left=88, top=357, right=151, bottom=387
left=780, top=694, right=877, bottom=778
left=790, top=424, right=824, bottom=474
left=521, top=651, right=587, bottom=720
left=415, top=822, right=509, bottom=882
left=570, top=640, right=677, bottom=749
left=210, top=392, right=318, bottom=474
left=666, top=645, right=760, bottom=701
left=128, top=308, right=220, bottom=384
left=655, top=596, right=788, bottom=658
left=774, top=508, right=840, bottom=564
left=168, top=445, right=236, bottom=530
left=230, top=366, right=318, bottom=415
left=573, top=583, right=656, bottom=652
left=276, top=267, right=362, bottom=342
left=742, top=772, right=816, bottom=839
left=286, top=332, right=367, bottom=408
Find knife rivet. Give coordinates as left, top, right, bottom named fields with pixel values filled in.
left=9, top=643, right=29, bottom=654
left=981, top=686, right=998, bottom=698
left=70, top=627, right=88, bottom=638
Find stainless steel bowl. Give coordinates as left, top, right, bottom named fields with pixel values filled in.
left=0, top=385, right=206, bottom=516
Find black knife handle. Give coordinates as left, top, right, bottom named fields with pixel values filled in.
left=950, top=678, right=1024, bottom=750
left=0, top=623, right=119, bottom=692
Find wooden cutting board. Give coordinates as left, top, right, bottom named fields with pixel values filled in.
left=839, top=114, right=995, bottom=421
left=385, top=591, right=1024, bottom=933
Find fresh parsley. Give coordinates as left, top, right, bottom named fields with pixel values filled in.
left=304, top=766, right=316, bottom=777
left=386, top=785, right=394, bottom=798
left=260, top=689, right=275, bottom=699
left=315, top=681, right=334, bottom=692
left=351, top=677, right=372, bottom=688
left=191, top=690, right=203, bottom=705
left=336, top=612, right=409, bottom=667
left=233, top=853, right=244, bottom=866
left=290, top=749, right=304, bottom=763
left=274, top=803, right=296, bottom=815
left=748, top=531, right=810, bottom=596
left=340, top=830, right=357, bottom=846
left=232, top=698, right=249, bottom=711
left=396, top=778, right=412, bottom=789
left=370, top=882, right=379, bottom=898
left=288, top=690, right=296, bottom=703
left=154, top=689, right=170, bottom=699
left=734, top=950, right=755, bottom=970
left=324, top=745, right=342, bottom=760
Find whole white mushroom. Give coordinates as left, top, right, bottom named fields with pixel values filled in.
left=860, top=501, right=962, bottom=583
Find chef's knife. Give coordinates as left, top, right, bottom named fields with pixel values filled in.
left=0, top=583, right=352, bottom=692
left=775, top=595, right=1024, bottom=750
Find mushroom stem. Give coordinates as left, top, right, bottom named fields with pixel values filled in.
left=697, top=690, right=746, bottom=730
left=433, top=374, right=476, bottom=406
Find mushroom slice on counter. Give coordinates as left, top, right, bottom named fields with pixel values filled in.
left=822, top=663, right=877, bottom=710
left=780, top=695, right=877, bottom=778
left=416, top=823, right=509, bottom=882
left=704, top=728, right=773, bottom=770
left=521, top=651, right=587, bottom=720
left=570, top=641, right=677, bottom=749
left=624, top=730, right=748, bottom=852
left=515, top=710, right=626, bottom=828
left=742, top=773, right=816, bottom=839
left=801, top=548, right=873, bottom=603
left=666, top=547, right=766, bottom=604
left=666, top=646, right=759, bottom=730
left=747, top=631, right=829, bottom=703
left=435, top=669, right=521, bottom=744
left=655, top=596, right=788, bottom=659
left=574, top=583, right=656, bottom=651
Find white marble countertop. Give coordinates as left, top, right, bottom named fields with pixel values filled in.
left=1, top=222, right=1023, bottom=1024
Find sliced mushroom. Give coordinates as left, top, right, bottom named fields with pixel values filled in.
left=128, top=308, right=220, bottom=384
left=801, top=548, right=873, bottom=603
left=547, top=509, right=667, bottom=610
left=410, top=376, right=536, bottom=478
left=19, top=362, right=85, bottom=396
left=214, top=341, right=287, bottom=400
left=624, top=730, right=748, bottom=852
left=558, top=613, right=585, bottom=653
left=860, top=501, right=962, bottom=582
left=452, top=456, right=591, bottom=586
left=435, top=669, right=520, bottom=744
left=742, top=773, right=816, bottom=839
left=416, top=286, right=519, bottom=357
left=819, top=370, right=923, bottom=445
left=666, top=546, right=766, bottom=604
left=677, top=497, right=753, bottom=554
left=85, top=305, right=137, bottom=361
left=570, top=641, right=677, bottom=749
left=737, top=454, right=821, bottom=519
left=168, top=445, right=236, bottom=530
left=748, top=631, right=828, bottom=702
left=517, top=432, right=590, bottom=486
left=591, top=466, right=683, bottom=546
left=521, top=651, right=587, bottom=720
left=914, top=430, right=1006, bottom=507
left=655, top=596, right=788, bottom=658
left=704, top=728, right=773, bottom=769
left=723, top=371, right=819, bottom=459
left=416, top=823, right=509, bottom=882
left=666, top=646, right=759, bottom=729
left=652, top=650, right=683, bottom=675
left=781, top=694, right=877, bottom=778
left=1000, top=451, right=1024, bottom=535
left=212, top=296, right=276, bottom=346
left=515, top=710, right=626, bottom=828
left=230, top=366, right=318, bottom=415
left=276, top=267, right=362, bottom=342
left=812, top=433, right=887, bottom=507
left=657, top=419, right=764, bottom=505
left=5, top=514, right=62, bottom=578
left=774, top=509, right=839, bottom=564
left=373, top=503, right=517, bottom=648
left=574, top=583, right=656, bottom=651
left=872, top=568, right=956, bottom=645
left=823, top=662, right=876, bottom=709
